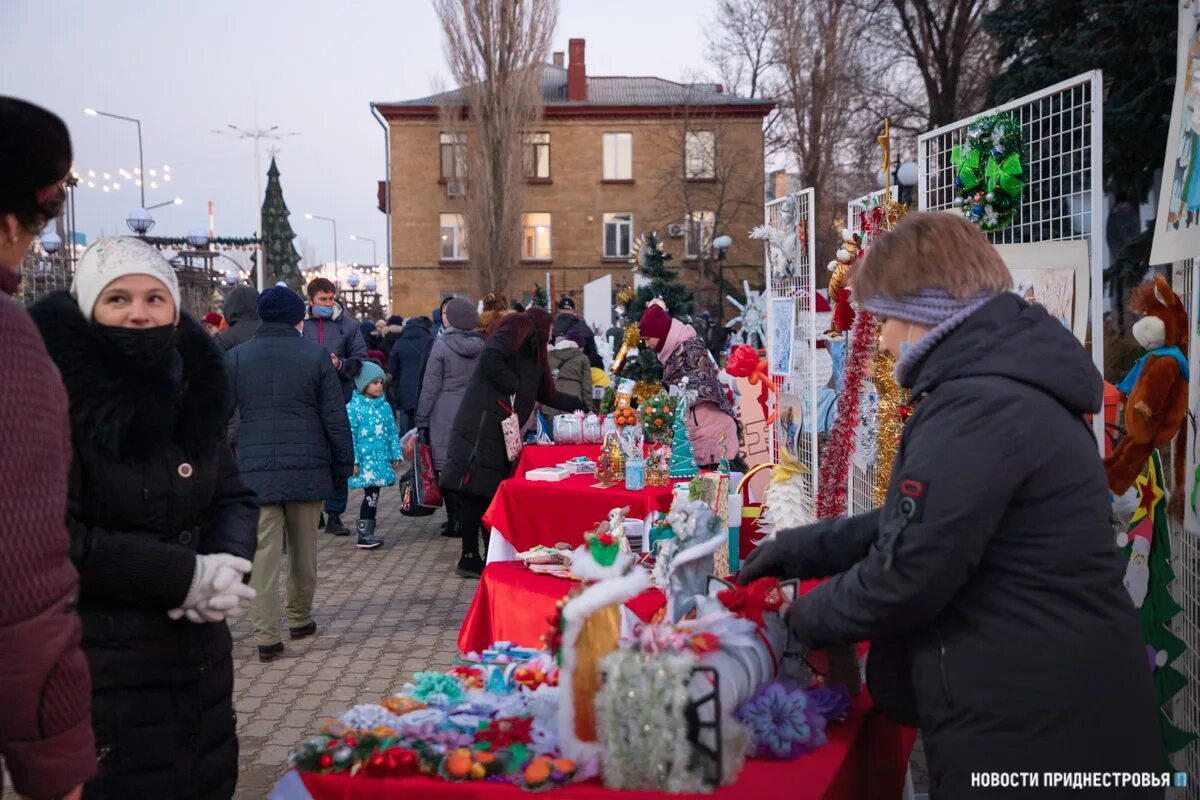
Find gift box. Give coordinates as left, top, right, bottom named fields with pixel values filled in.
left=526, top=467, right=570, bottom=482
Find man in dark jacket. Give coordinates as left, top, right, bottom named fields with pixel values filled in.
left=387, top=315, right=434, bottom=433
left=0, top=265, right=95, bottom=800
left=742, top=292, right=1164, bottom=797
left=301, top=277, right=367, bottom=533
left=215, top=284, right=260, bottom=351
left=228, top=286, right=354, bottom=660
left=552, top=296, right=602, bottom=369
left=380, top=314, right=405, bottom=357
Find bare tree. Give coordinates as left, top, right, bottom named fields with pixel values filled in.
left=434, top=0, right=558, bottom=298
left=878, top=0, right=998, bottom=128
left=705, top=0, right=787, bottom=160
left=297, top=236, right=319, bottom=271
left=650, top=78, right=765, bottom=316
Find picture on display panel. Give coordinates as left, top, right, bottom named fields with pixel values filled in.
left=1150, top=1, right=1200, bottom=264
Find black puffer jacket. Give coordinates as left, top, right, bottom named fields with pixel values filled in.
left=387, top=316, right=433, bottom=411
left=226, top=322, right=354, bottom=505
left=214, top=285, right=259, bottom=352
left=29, top=292, right=258, bottom=800
left=440, top=324, right=586, bottom=498
left=776, top=295, right=1163, bottom=797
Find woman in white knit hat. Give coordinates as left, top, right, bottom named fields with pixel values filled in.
left=28, top=236, right=259, bottom=800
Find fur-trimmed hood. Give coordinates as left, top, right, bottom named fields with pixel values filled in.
left=28, top=291, right=233, bottom=462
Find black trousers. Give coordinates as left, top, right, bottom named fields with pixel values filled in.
left=445, top=490, right=490, bottom=558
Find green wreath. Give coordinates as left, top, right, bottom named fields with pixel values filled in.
left=951, top=112, right=1025, bottom=232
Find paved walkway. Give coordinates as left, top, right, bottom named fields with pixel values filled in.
left=231, top=493, right=476, bottom=797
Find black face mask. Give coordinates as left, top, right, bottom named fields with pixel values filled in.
left=94, top=323, right=178, bottom=360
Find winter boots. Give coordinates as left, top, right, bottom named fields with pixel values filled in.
left=356, top=519, right=382, bottom=550
left=325, top=513, right=350, bottom=536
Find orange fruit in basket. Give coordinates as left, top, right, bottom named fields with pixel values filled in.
left=524, top=759, right=552, bottom=786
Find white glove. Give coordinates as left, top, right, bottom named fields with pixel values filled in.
left=168, top=554, right=254, bottom=622
left=172, top=582, right=257, bottom=624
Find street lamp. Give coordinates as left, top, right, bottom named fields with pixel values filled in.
left=146, top=197, right=183, bottom=211
left=348, top=234, right=377, bottom=266
left=225, top=270, right=240, bottom=286
left=40, top=232, right=62, bottom=254
left=186, top=226, right=210, bottom=249
left=126, top=208, right=155, bottom=235
left=85, top=107, right=145, bottom=207
left=711, top=235, right=733, bottom=328
left=305, top=213, right=338, bottom=285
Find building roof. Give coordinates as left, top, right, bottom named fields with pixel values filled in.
left=375, top=64, right=773, bottom=116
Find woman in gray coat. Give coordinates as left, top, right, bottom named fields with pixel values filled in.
left=416, top=299, right=483, bottom=535
left=742, top=212, right=1163, bottom=798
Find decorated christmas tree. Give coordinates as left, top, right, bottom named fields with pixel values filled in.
left=533, top=283, right=548, bottom=310
left=611, top=233, right=694, bottom=393
left=1117, top=451, right=1197, bottom=761
left=669, top=393, right=698, bottom=479
left=260, top=157, right=302, bottom=290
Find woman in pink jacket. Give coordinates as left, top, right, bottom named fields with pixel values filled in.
left=639, top=301, right=738, bottom=467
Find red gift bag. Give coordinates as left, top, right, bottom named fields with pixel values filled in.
left=413, top=439, right=443, bottom=508
left=736, top=463, right=774, bottom=559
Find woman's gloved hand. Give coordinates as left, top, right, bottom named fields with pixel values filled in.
left=738, top=538, right=787, bottom=584
left=168, top=554, right=254, bottom=623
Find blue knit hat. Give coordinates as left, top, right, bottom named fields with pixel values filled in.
left=257, top=286, right=306, bottom=326
left=354, top=360, right=386, bottom=393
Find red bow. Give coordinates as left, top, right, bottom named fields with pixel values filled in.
left=717, top=577, right=786, bottom=626
left=726, top=344, right=778, bottom=424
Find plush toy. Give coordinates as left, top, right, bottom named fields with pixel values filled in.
left=1105, top=275, right=1190, bottom=496
left=825, top=228, right=862, bottom=336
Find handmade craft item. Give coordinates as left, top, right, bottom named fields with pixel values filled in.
left=951, top=111, right=1024, bottom=232
left=726, top=343, right=778, bottom=423
left=825, top=228, right=862, bottom=336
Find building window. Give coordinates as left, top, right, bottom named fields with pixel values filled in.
left=685, top=130, right=716, bottom=179
left=685, top=210, right=715, bottom=260
left=522, top=213, right=552, bottom=260
left=440, top=213, right=468, bottom=260
left=603, top=212, right=632, bottom=258
left=440, top=132, right=466, bottom=180
left=602, top=132, right=633, bottom=180
left=523, top=132, right=551, bottom=179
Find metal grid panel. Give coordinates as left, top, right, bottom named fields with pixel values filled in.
left=1174, top=258, right=1200, bottom=794
left=843, top=188, right=895, bottom=517
left=918, top=70, right=1106, bottom=443
left=764, top=189, right=819, bottom=523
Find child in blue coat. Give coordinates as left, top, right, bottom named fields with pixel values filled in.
left=348, top=361, right=402, bottom=549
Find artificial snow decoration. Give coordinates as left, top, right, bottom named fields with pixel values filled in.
left=725, top=279, right=768, bottom=348
left=750, top=223, right=798, bottom=279
left=754, top=450, right=814, bottom=538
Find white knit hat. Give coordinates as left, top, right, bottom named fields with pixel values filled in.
left=72, top=237, right=181, bottom=322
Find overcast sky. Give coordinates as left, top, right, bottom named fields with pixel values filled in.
left=4, top=0, right=717, bottom=266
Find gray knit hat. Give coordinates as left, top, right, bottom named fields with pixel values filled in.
left=444, top=297, right=478, bottom=331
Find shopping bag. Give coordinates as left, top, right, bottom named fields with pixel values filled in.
left=413, top=438, right=443, bottom=508
left=736, top=463, right=774, bottom=560
left=398, top=467, right=435, bottom=517
left=499, top=395, right=523, bottom=461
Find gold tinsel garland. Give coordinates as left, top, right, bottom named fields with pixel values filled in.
left=872, top=346, right=907, bottom=507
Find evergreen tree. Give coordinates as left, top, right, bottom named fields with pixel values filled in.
left=982, top=0, right=1175, bottom=201
left=614, top=232, right=694, bottom=386
left=533, top=282, right=548, bottom=310
left=669, top=393, right=698, bottom=479
left=260, top=157, right=302, bottom=290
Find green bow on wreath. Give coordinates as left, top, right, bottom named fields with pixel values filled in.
left=950, top=111, right=1025, bottom=233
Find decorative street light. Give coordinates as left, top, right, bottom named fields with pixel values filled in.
left=305, top=212, right=339, bottom=285
left=348, top=234, right=377, bottom=266
left=225, top=270, right=240, bottom=286
left=85, top=107, right=146, bottom=207
left=126, top=208, right=155, bottom=235
left=186, top=226, right=210, bottom=249
left=711, top=234, right=734, bottom=327
left=146, top=197, right=183, bottom=211
left=40, top=231, right=63, bottom=254
left=347, top=273, right=361, bottom=289
left=365, top=278, right=378, bottom=292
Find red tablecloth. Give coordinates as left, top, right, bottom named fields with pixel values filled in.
left=458, top=562, right=666, bottom=653
left=483, top=452, right=678, bottom=557
left=291, top=689, right=914, bottom=800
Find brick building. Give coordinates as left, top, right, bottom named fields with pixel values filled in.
left=371, top=38, right=774, bottom=319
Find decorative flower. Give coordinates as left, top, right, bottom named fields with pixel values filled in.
left=717, top=577, right=786, bottom=626
left=735, top=682, right=827, bottom=760
left=475, top=716, right=534, bottom=750
left=806, top=684, right=852, bottom=723
left=410, top=672, right=465, bottom=706
left=449, top=665, right=485, bottom=690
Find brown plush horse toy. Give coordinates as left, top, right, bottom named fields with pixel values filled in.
left=1104, top=275, right=1190, bottom=496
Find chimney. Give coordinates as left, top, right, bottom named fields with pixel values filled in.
left=567, top=38, right=587, bottom=102
left=553, top=51, right=564, bottom=67
left=773, top=170, right=788, bottom=200
left=715, top=83, right=724, bottom=94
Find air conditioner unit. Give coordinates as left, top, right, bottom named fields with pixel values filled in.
left=446, top=179, right=466, bottom=198
left=666, top=222, right=686, bottom=238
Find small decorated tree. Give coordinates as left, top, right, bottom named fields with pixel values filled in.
left=669, top=394, right=698, bottom=479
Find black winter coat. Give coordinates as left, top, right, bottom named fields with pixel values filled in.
left=226, top=322, right=354, bottom=505
left=29, top=292, right=258, bottom=800
left=777, top=295, right=1163, bottom=797
left=551, top=312, right=602, bottom=369
left=387, top=317, right=433, bottom=411
left=441, top=326, right=587, bottom=498
left=214, top=285, right=259, bottom=352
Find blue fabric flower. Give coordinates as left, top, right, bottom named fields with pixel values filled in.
left=734, top=682, right=828, bottom=760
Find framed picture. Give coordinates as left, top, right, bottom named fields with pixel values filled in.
left=994, top=241, right=1090, bottom=343
left=768, top=297, right=796, bottom=377
left=1150, top=2, right=1200, bottom=265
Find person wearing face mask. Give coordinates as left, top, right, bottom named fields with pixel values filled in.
left=28, top=236, right=259, bottom=800
left=739, top=212, right=1163, bottom=798
left=0, top=96, right=94, bottom=800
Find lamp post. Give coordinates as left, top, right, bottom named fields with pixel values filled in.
left=126, top=208, right=154, bottom=235
left=348, top=234, right=376, bottom=266
left=85, top=108, right=145, bottom=208
left=305, top=213, right=338, bottom=286
left=147, top=197, right=183, bottom=211
left=879, top=160, right=919, bottom=206
left=711, top=234, right=733, bottom=328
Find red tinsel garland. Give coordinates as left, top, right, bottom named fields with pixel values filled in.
left=816, top=310, right=875, bottom=519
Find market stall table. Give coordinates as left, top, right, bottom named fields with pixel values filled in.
left=483, top=445, right=678, bottom=564
left=270, top=689, right=914, bottom=800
